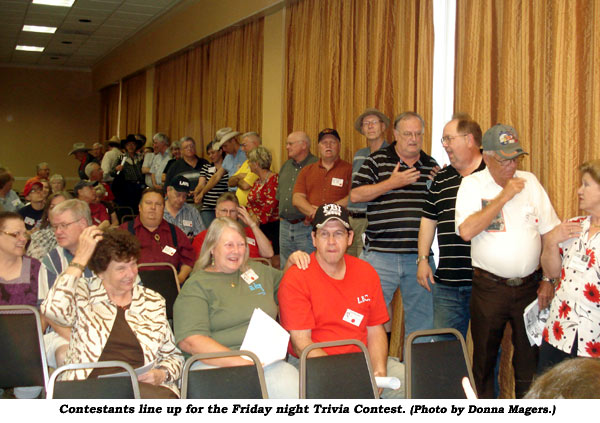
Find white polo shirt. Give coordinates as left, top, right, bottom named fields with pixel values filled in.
left=455, top=168, right=559, bottom=278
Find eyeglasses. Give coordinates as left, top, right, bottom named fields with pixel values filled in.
left=362, top=120, right=383, bottom=127
left=1, top=230, right=30, bottom=240
left=441, top=134, right=468, bottom=146
left=316, top=230, right=348, bottom=240
left=491, top=155, right=523, bottom=167
left=400, top=131, right=424, bottom=139
left=50, top=219, right=81, bottom=232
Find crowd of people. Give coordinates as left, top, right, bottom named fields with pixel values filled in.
left=1, top=110, right=599, bottom=399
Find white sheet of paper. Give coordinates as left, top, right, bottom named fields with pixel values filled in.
left=523, top=298, right=550, bottom=346
left=240, top=308, right=290, bottom=367
left=375, top=376, right=401, bottom=390
left=98, top=360, right=155, bottom=378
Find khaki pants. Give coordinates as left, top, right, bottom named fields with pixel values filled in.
left=347, top=216, right=367, bottom=257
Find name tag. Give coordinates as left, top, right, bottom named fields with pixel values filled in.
left=24, top=216, right=35, bottom=226
left=331, top=178, right=344, bottom=187
left=246, top=237, right=256, bottom=246
left=524, top=206, right=539, bottom=226
left=12, top=199, right=20, bottom=206
left=162, top=245, right=176, bottom=256
left=241, top=269, right=259, bottom=284
left=569, top=253, right=590, bottom=272
left=208, top=166, right=216, bottom=173
left=342, top=309, right=364, bottom=327
left=182, top=219, right=193, bottom=227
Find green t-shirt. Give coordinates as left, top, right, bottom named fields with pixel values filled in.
left=174, top=261, right=283, bottom=350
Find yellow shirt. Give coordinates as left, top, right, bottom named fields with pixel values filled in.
left=234, top=160, right=259, bottom=206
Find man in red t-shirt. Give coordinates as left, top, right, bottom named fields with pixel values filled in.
left=192, top=192, right=274, bottom=260
left=278, top=203, right=405, bottom=398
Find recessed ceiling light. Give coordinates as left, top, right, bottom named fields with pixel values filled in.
left=61, top=41, right=72, bottom=44
left=23, top=25, right=57, bottom=34
left=32, top=0, right=75, bottom=6
left=78, top=19, right=92, bottom=23
left=16, top=45, right=45, bottom=52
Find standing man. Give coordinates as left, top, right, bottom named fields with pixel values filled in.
left=164, top=136, right=208, bottom=192
left=347, top=108, right=391, bottom=257
left=121, top=188, right=196, bottom=285
left=277, top=131, right=318, bottom=267
left=24, top=162, right=51, bottom=187
left=164, top=176, right=205, bottom=238
left=455, top=124, right=559, bottom=398
left=101, top=136, right=122, bottom=183
left=351, top=112, right=439, bottom=340
left=146, top=133, right=172, bottom=190
left=417, top=116, right=485, bottom=340
left=68, top=143, right=96, bottom=180
left=89, top=142, right=105, bottom=162
left=218, top=129, right=245, bottom=185
left=278, top=204, right=404, bottom=399
left=228, top=132, right=261, bottom=206
left=292, top=128, right=352, bottom=256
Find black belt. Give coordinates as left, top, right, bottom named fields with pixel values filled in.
left=473, top=267, right=541, bottom=287
left=283, top=218, right=303, bottom=224
left=349, top=212, right=366, bottom=219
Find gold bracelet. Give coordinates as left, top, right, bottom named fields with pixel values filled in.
left=69, top=262, right=86, bottom=271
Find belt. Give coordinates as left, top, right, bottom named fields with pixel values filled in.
left=473, top=267, right=541, bottom=287
left=349, top=211, right=367, bottom=219
left=283, top=218, right=303, bottom=224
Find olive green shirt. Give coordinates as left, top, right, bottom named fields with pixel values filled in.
left=174, top=261, right=283, bottom=350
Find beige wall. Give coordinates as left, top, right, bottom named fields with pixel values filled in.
left=0, top=66, right=100, bottom=191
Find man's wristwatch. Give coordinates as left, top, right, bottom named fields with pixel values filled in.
left=541, top=275, right=556, bottom=285
left=416, top=255, right=429, bottom=264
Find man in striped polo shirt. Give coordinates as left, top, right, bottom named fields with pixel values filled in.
left=351, top=112, right=439, bottom=341
left=417, top=116, right=485, bottom=340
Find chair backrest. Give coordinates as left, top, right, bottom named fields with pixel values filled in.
left=0, top=305, right=49, bottom=390
left=47, top=361, right=141, bottom=399
left=120, top=214, right=136, bottom=224
left=137, top=262, right=180, bottom=320
left=299, top=339, right=378, bottom=399
left=181, top=350, right=268, bottom=399
left=115, top=206, right=135, bottom=223
left=405, top=328, right=476, bottom=399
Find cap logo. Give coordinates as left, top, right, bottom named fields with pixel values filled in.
left=323, top=203, right=342, bottom=217
left=179, top=180, right=189, bottom=187
left=498, top=131, right=518, bottom=145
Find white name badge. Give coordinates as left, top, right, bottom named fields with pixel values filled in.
left=12, top=199, right=20, bottom=206
left=569, top=253, right=590, bottom=272
left=342, top=309, right=364, bottom=327
left=246, top=237, right=256, bottom=246
left=24, top=216, right=35, bottom=226
left=182, top=219, right=193, bottom=227
left=162, top=245, right=176, bottom=256
left=241, top=269, right=259, bottom=284
left=331, top=178, right=344, bottom=187
left=208, top=166, right=216, bottom=173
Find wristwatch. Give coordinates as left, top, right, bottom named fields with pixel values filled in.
left=416, top=255, right=429, bottom=264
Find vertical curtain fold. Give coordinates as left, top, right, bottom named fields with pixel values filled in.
left=99, top=83, right=120, bottom=141
left=120, top=71, right=146, bottom=137
left=283, top=0, right=434, bottom=162
left=154, top=18, right=264, bottom=153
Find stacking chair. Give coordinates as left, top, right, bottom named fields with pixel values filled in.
left=137, top=262, right=180, bottom=321
left=0, top=305, right=49, bottom=393
left=299, top=339, right=378, bottom=399
left=47, top=361, right=141, bottom=399
left=120, top=214, right=136, bottom=224
left=181, top=350, right=268, bottom=399
left=405, top=328, right=476, bottom=399
left=115, top=206, right=135, bottom=223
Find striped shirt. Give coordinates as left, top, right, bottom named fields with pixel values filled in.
left=421, top=161, right=486, bottom=286
left=346, top=141, right=389, bottom=213
left=199, top=163, right=229, bottom=210
left=352, top=143, right=438, bottom=253
left=163, top=203, right=205, bottom=237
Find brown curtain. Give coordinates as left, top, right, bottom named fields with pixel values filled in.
left=154, top=18, right=264, bottom=155
left=455, top=0, right=600, bottom=221
left=120, top=71, right=146, bottom=137
left=283, top=0, right=434, bottom=162
left=99, top=83, right=120, bottom=141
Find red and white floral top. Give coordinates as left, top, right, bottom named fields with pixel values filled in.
left=543, top=216, right=600, bottom=357
left=247, top=173, right=279, bottom=224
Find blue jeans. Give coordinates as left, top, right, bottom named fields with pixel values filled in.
left=200, top=209, right=215, bottom=229
left=279, top=219, right=315, bottom=269
left=191, top=359, right=299, bottom=399
left=360, top=250, right=434, bottom=342
left=432, top=283, right=472, bottom=341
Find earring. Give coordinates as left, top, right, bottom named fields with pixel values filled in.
left=211, top=253, right=215, bottom=267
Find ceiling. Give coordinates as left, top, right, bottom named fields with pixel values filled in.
left=0, top=0, right=184, bottom=69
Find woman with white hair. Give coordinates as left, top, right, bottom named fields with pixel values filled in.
left=174, top=217, right=305, bottom=398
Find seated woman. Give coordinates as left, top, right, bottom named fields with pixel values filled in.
left=539, top=159, right=600, bottom=373
left=174, top=217, right=301, bottom=398
left=246, top=146, right=280, bottom=268
left=41, top=228, right=183, bottom=398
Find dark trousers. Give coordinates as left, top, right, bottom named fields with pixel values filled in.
left=470, top=270, right=539, bottom=398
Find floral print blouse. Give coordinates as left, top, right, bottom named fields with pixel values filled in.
left=543, top=216, right=600, bottom=357
left=247, top=173, right=279, bottom=224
